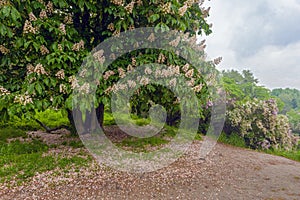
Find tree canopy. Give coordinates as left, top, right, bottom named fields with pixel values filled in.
left=0, top=0, right=214, bottom=129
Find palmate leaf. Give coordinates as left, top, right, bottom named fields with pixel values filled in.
left=0, top=0, right=213, bottom=127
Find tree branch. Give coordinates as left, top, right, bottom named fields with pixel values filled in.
left=35, top=119, right=70, bottom=133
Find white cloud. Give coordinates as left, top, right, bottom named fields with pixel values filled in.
left=242, top=42, right=300, bottom=89
left=202, top=0, right=300, bottom=89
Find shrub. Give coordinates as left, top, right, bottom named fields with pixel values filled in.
left=225, top=99, right=299, bottom=151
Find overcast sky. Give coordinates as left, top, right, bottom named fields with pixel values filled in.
left=202, top=0, right=300, bottom=90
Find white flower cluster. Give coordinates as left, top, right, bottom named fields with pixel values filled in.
left=144, top=67, right=152, bottom=75
left=127, top=64, right=134, bottom=72
left=29, top=12, right=37, bottom=22
left=93, top=49, right=105, bottom=64
left=169, top=36, right=181, bottom=47
left=193, top=84, right=203, bottom=92
left=186, top=78, right=194, bottom=87
left=112, top=29, right=120, bottom=37
left=64, top=14, right=73, bottom=24
left=59, top=23, right=66, bottom=35
left=157, top=53, right=166, bottom=64
left=0, top=0, right=9, bottom=6
left=107, top=23, right=115, bottom=31
left=26, top=64, right=34, bottom=75
left=103, top=70, right=115, bottom=80
left=131, top=57, right=136, bottom=66
left=79, top=68, right=87, bottom=78
left=78, top=83, right=90, bottom=94
left=136, top=0, right=142, bottom=6
left=34, top=64, right=48, bottom=75
left=59, top=84, right=67, bottom=94
left=0, top=45, right=10, bottom=55
left=201, top=7, right=210, bottom=18
left=154, top=66, right=180, bottom=79
left=39, top=10, right=47, bottom=19
left=40, top=45, right=49, bottom=55
left=72, top=40, right=85, bottom=52
left=69, top=75, right=79, bottom=89
left=227, top=99, right=299, bottom=150
left=118, top=68, right=126, bottom=78
left=185, top=69, right=194, bottom=78
left=127, top=80, right=136, bottom=88
left=23, top=20, right=37, bottom=34
left=55, top=69, right=65, bottom=79
left=213, top=57, right=222, bottom=65
left=160, top=2, right=171, bottom=14
left=14, top=94, right=33, bottom=105
left=46, top=1, right=54, bottom=14
left=111, top=0, right=124, bottom=6
left=169, top=78, right=177, bottom=87
left=128, top=24, right=135, bottom=31
left=178, top=0, right=198, bottom=16
left=139, top=77, right=149, bottom=85
left=147, top=33, right=155, bottom=42
left=178, top=4, right=188, bottom=16
left=0, top=86, right=10, bottom=96
left=58, top=44, right=63, bottom=51
left=125, top=1, right=135, bottom=13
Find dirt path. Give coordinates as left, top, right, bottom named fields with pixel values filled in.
left=1, top=141, right=300, bottom=200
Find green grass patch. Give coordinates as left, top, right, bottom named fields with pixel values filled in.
left=103, top=112, right=116, bottom=126
left=218, top=132, right=300, bottom=162
left=0, top=128, right=26, bottom=142
left=218, top=132, right=246, bottom=148
left=34, top=109, right=69, bottom=128
left=0, top=139, right=48, bottom=155
left=0, top=126, right=91, bottom=184
left=61, top=140, right=84, bottom=148
left=0, top=109, right=69, bottom=131
left=264, top=149, right=300, bottom=162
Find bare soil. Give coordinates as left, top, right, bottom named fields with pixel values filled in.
left=1, top=129, right=300, bottom=200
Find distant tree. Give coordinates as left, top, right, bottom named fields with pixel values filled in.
left=271, top=88, right=300, bottom=114
left=222, top=70, right=270, bottom=100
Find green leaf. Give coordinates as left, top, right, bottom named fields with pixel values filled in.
left=28, top=83, right=35, bottom=94
left=10, top=7, right=21, bottom=23
left=1, top=6, right=11, bottom=18
left=35, top=83, right=43, bottom=95
left=44, top=78, right=50, bottom=87
left=148, top=14, right=160, bottom=23
left=0, top=24, right=7, bottom=36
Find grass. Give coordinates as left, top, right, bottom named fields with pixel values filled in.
left=264, top=149, right=300, bottom=162
left=61, top=140, right=84, bottom=148
left=0, top=127, right=91, bottom=185
left=218, top=132, right=246, bottom=148
left=218, top=131, right=300, bottom=162
left=0, top=127, right=27, bottom=142
left=0, top=109, right=69, bottom=131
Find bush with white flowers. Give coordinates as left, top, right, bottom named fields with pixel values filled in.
left=226, top=99, right=299, bottom=150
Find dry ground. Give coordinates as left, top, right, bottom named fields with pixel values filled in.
left=1, top=129, right=300, bottom=200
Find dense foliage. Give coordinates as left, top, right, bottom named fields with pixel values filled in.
left=271, top=88, right=300, bottom=114
left=271, top=88, right=300, bottom=134
left=222, top=70, right=299, bottom=150
left=0, top=0, right=214, bottom=129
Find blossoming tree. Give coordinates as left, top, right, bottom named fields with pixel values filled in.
left=0, top=0, right=216, bottom=132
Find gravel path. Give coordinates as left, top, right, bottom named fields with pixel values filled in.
left=1, top=140, right=300, bottom=200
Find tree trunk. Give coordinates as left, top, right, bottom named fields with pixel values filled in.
left=67, top=109, right=77, bottom=135
left=96, top=103, right=104, bottom=128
